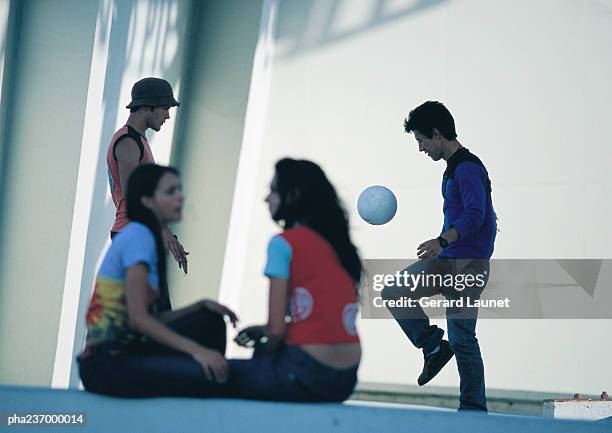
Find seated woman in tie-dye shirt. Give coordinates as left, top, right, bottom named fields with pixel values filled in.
left=78, top=164, right=238, bottom=397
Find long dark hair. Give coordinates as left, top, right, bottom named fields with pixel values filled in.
left=273, top=158, right=362, bottom=284
left=126, top=164, right=179, bottom=312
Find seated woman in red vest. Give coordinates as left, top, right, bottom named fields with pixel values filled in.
left=78, top=164, right=237, bottom=397
left=229, top=158, right=362, bottom=402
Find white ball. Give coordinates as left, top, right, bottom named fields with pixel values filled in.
left=357, top=185, right=397, bottom=225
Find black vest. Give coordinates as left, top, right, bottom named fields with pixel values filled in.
left=442, top=148, right=492, bottom=198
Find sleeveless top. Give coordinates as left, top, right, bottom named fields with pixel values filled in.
left=264, top=226, right=360, bottom=345
left=107, top=125, right=155, bottom=232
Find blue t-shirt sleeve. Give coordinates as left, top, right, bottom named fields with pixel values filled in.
left=264, top=235, right=292, bottom=279
left=120, top=225, right=157, bottom=274
left=452, top=163, right=487, bottom=240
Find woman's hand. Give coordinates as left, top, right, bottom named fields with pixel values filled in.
left=200, top=300, right=239, bottom=328
left=234, top=325, right=267, bottom=348
left=191, top=346, right=228, bottom=383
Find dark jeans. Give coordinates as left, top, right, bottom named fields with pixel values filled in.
left=381, top=258, right=490, bottom=412
left=78, top=308, right=227, bottom=397
left=227, top=345, right=358, bottom=402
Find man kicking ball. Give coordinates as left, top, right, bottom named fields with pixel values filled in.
left=382, top=101, right=497, bottom=412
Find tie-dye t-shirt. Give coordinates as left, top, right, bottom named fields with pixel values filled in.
left=84, top=222, right=160, bottom=348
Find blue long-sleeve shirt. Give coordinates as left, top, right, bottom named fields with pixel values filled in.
left=439, top=160, right=496, bottom=259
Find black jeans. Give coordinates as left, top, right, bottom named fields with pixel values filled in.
left=227, top=345, right=359, bottom=402
left=78, top=308, right=227, bottom=397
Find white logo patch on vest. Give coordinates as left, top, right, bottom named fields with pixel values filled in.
left=342, top=303, right=359, bottom=336
left=290, top=287, right=314, bottom=322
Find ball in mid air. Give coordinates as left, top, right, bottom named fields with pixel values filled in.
left=357, top=185, right=397, bottom=225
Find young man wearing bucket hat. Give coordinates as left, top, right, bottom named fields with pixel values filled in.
left=107, top=77, right=189, bottom=273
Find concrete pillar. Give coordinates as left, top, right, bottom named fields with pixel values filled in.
left=168, top=0, right=263, bottom=310
left=0, top=0, right=98, bottom=386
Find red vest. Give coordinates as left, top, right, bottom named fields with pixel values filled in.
left=281, top=227, right=360, bottom=345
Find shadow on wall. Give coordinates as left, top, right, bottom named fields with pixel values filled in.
left=274, top=0, right=447, bottom=61
left=69, top=0, right=188, bottom=387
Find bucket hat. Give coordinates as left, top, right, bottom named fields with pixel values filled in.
left=126, top=77, right=180, bottom=109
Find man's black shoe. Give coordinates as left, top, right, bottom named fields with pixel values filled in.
left=417, top=340, right=454, bottom=386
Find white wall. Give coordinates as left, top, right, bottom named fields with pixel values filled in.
left=223, top=0, right=612, bottom=394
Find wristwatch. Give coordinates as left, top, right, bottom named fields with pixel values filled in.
left=437, top=236, right=449, bottom=249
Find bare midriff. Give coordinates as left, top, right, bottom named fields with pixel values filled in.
left=300, top=342, right=361, bottom=369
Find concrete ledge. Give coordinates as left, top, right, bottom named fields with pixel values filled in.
left=1, top=385, right=610, bottom=433
left=352, top=382, right=592, bottom=416
left=544, top=399, right=612, bottom=421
